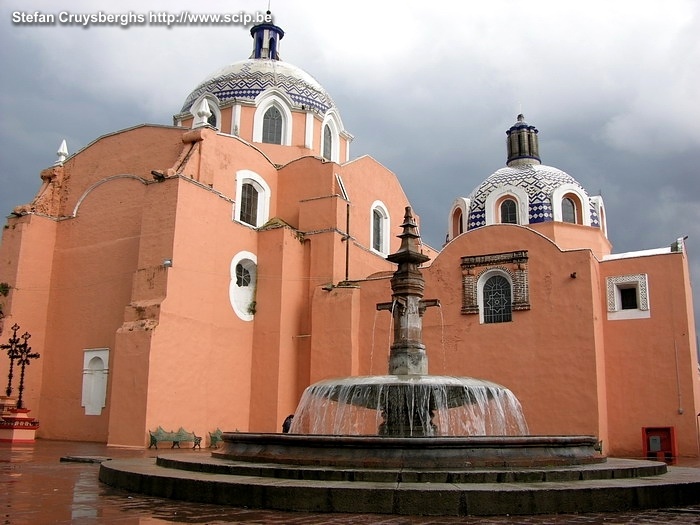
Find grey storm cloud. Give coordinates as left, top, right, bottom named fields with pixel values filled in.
left=2, top=0, right=699, bottom=330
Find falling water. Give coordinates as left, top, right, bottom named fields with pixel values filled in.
left=289, top=375, right=529, bottom=437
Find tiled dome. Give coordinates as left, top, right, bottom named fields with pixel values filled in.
left=180, top=58, right=335, bottom=114
left=466, top=164, right=601, bottom=230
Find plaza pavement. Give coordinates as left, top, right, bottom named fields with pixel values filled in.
left=2, top=439, right=700, bottom=524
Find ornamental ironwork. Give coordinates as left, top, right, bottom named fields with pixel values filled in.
left=1, top=323, right=39, bottom=409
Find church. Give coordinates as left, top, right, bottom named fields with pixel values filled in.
left=0, top=18, right=698, bottom=458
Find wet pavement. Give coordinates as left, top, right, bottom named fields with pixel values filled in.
left=2, top=439, right=700, bottom=524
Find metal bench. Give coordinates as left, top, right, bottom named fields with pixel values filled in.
left=209, top=428, right=224, bottom=448
left=148, top=426, right=202, bottom=449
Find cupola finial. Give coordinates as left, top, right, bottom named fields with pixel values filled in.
left=249, top=14, right=284, bottom=60
left=506, top=114, right=540, bottom=167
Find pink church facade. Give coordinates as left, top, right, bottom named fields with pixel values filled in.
left=0, top=20, right=698, bottom=458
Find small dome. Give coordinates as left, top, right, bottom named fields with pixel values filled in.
left=180, top=58, right=336, bottom=114
left=466, top=164, right=601, bottom=229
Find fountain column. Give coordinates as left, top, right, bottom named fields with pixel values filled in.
left=376, top=207, right=440, bottom=435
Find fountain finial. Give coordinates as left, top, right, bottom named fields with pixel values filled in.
left=387, top=207, right=429, bottom=266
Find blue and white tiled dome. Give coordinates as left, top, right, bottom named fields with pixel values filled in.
left=466, top=164, right=601, bottom=229
left=180, top=58, right=336, bottom=114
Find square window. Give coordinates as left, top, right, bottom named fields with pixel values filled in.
left=606, top=274, right=649, bottom=320
left=619, top=287, right=638, bottom=310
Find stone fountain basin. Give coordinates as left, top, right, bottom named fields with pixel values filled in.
left=212, top=433, right=605, bottom=469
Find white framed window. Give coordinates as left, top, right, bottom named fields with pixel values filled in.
left=485, top=185, right=529, bottom=226
left=234, top=170, right=271, bottom=228
left=552, top=184, right=590, bottom=226
left=477, top=269, right=513, bottom=324
left=320, top=111, right=341, bottom=162
left=448, top=197, right=469, bottom=241
left=230, top=251, right=257, bottom=321
left=82, top=349, right=109, bottom=416
left=253, top=91, right=293, bottom=145
left=370, top=201, right=390, bottom=255
left=606, top=273, right=650, bottom=320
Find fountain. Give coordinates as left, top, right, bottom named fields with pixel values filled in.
left=210, top=208, right=601, bottom=470
left=100, top=207, right=700, bottom=515
left=287, top=207, right=528, bottom=439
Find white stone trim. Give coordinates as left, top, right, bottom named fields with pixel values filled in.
left=231, top=103, right=241, bottom=136
left=304, top=111, right=314, bottom=149
left=606, top=273, right=650, bottom=320
left=448, top=197, right=470, bottom=241
left=484, top=185, right=529, bottom=225
left=590, top=195, right=608, bottom=237
left=552, top=183, right=590, bottom=226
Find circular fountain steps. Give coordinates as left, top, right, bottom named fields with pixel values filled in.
left=99, top=454, right=700, bottom=516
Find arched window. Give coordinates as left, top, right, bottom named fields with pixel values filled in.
left=452, top=208, right=463, bottom=236
left=235, top=170, right=271, bottom=228
left=230, top=253, right=257, bottom=321
left=240, top=183, right=259, bottom=226
left=370, top=201, right=390, bottom=255
left=262, top=106, right=283, bottom=144
left=483, top=275, right=512, bottom=323
left=253, top=92, right=293, bottom=145
left=562, top=197, right=576, bottom=223
left=373, top=209, right=383, bottom=251
left=323, top=124, right=333, bottom=160
left=500, top=199, right=518, bottom=224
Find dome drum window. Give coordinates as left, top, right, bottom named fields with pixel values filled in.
left=499, top=198, right=518, bottom=224
left=461, top=251, right=530, bottom=323
left=262, top=106, right=283, bottom=144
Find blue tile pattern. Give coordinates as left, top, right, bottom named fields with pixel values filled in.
left=466, top=164, right=600, bottom=229
left=180, top=59, right=335, bottom=114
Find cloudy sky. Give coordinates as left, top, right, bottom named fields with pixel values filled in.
left=1, top=0, right=699, bottom=332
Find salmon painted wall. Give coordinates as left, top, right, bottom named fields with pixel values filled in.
left=530, top=221, right=612, bottom=259
left=0, top=214, right=57, bottom=420
left=39, top=176, right=148, bottom=441
left=144, top=181, right=256, bottom=442
left=250, top=226, right=307, bottom=431
left=427, top=226, right=604, bottom=436
left=601, top=252, right=700, bottom=457
left=55, top=126, right=185, bottom=217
